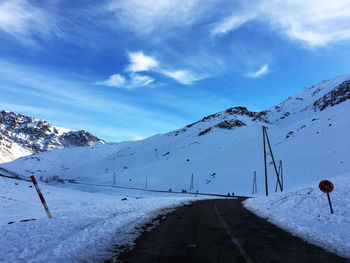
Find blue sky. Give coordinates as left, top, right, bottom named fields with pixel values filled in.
left=1, top=0, right=350, bottom=141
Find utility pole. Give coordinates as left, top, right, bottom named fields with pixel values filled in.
left=264, top=129, right=283, bottom=192
left=146, top=175, right=148, bottom=189
left=252, top=171, right=257, bottom=194
left=263, top=126, right=268, bottom=196
left=190, top=173, right=194, bottom=191
left=263, top=126, right=283, bottom=196
left=275, top=160, right=283, bottom=192
left=113, top=172, right=116, bottom=185
left=280, top=160, right=283, bottom=190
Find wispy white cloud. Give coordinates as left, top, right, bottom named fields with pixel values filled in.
left=99, top=51, right=206, bottom=88
left=129, top=74, right=154, bottom=87
left=246, top=64, right=269, bottom=78
left=126, top=51, right=159, bottom=72
left=105, top=0, right=213, bottom=35
left=97, top=52, right=158, bottom=89
left=98, top=73, right=154, bottom=89
left=162, top=70, right=204, bottom=85
left=2, top=0, right=349, bottom=50
left=211, top=13, right=255, bottom=36
left=212, top=0, right=350, bottom=47
left=100, top=74, right=126, bottom=87
left=0, top=0, right=57, bottom=43
left=262, top=0, right=350, bottom=47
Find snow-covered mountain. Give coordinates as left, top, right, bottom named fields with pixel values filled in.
left=0, top=111, right=104, bottom=163
left=1, top=74, right=349, bottom=195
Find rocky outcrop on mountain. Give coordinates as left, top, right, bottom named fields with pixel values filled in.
left=215, top=119, right=246, bottom=130
left=224, top=107, right=269, bottom=123
left=313, top=80, right=350, bottom=111
left=186, top=106, right=269, bottom=129
left=170, top=106, right=269, bottom=138
left=0, top=110, right=104, bottom=162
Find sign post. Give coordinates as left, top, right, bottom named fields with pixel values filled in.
left=319, top=180, right=334, bottom=214
left=30, top=175, right=53, bottom=219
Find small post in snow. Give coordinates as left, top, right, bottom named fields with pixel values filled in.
left=145, top=175, right=148, bottom=189
left=30, top=175, right=52, bottom=219
left=113, top=172, right=116, bottom=185
left=319, top=180, right=334, bottom=214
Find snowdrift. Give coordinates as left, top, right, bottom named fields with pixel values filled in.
left=244, top=173, right=350, bottom=258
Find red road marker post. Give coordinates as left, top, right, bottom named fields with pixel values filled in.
left=319, top=180, right=334, bottom=214
left=30, top=175, right=53, bottom=219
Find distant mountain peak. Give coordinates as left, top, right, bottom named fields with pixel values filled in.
left=0, top=110, right=104, bottom=163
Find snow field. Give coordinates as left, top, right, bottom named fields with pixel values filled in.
left=0, top=176, right=202, bottom=262
left=244, top=173, right=350, bottom=259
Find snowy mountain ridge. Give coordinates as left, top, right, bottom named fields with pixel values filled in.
left=0, top=110, right=104, bottom=163
left=267, top=74, right=350, bottom=122
left=1, top=74, right=350, bottom=196
left=168, top=74, right=350, bottom=138
left=168, top=106, right=268, bottom=138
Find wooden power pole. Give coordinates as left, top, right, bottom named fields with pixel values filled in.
left=252, top=171, right=257, bottom=194
left=275, top=160, right=283, bottom=192
left=190, top=173, right=194, bottom=191
left=263, top=126, right=283, bottom=196
left=263, top=126, right=268, bottom=196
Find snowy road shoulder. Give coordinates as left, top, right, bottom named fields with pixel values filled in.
left=243, top=173, right=350, bottom=259
left=0, top=177, right=203, bottom=262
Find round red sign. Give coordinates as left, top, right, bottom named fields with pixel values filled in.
left=319, top=180, right=334, bottom=194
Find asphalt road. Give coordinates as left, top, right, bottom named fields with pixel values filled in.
left=114, top=198, right=348, bottom=263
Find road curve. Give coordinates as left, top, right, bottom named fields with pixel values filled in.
left=108, top=198, right=348, bottom=263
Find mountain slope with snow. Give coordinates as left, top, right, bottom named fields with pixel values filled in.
left=0, top=111, right=104, bottom=163
left=1, top=74, right=349, bottom=196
